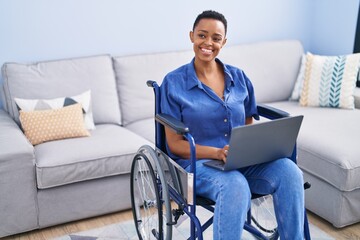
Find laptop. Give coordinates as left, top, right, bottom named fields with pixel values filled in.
left=203, top=115, right=303, bottom=171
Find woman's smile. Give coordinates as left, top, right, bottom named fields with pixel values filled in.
left=200, top=47, right=213, bottom=55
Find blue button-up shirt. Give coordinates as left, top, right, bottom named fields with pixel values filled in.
left=160, top=58, right=259, bottom=168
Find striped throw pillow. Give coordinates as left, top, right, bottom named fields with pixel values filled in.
left=299, top=52, right=360, bottom=109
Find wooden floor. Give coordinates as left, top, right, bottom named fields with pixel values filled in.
left=3, top=209, right=360, bottom=239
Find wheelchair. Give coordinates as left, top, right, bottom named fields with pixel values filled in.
left=130, top=80, right=312, bottom=240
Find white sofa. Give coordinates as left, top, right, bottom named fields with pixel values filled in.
left=0, top=40, right=359, bottom=237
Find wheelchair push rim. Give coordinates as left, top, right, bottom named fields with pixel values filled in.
left=130, top=153, right=164, bottom=239
left=130, top=149, right=173, bottom=240
left=250, top=195, right=279, bottom=239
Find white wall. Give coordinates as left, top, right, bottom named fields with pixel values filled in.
left=308, top=0, right=359, bottom=55
left=0, top=0, right=359, bottom=108
left=0, top=0, right=311, bottom=64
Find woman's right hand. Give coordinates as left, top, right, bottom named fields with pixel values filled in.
left=165, top=126, right=230, bottom=162
left=217, top=145, right=229, bottom=162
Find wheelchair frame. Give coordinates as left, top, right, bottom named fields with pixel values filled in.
left=129, top=80, right=311, bottom=240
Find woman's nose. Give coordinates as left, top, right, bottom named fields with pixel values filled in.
left=204, top=38, right=212, bottom=45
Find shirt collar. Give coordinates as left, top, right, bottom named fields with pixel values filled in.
left=186, top=58, right=235, bottom=91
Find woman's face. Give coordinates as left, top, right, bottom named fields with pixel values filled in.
left=190, top=18, right=227, bottom=63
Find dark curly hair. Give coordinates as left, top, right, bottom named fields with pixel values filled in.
left=193, top=10, right=227, bottom=35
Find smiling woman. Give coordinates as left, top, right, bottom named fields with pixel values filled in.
left=159, top=10, right=306, bottom=240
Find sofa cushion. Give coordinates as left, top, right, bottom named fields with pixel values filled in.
left=220, top=40, right=304, bottom=103
left=35, top=124, right=152, bottom=189
left=113, top=51, right=194, bottom=126
left=2, top=55, right=121, bottom=126
left=125, top=118, right=155, bottom=143
left=19, top=104, right=90, bottom=145
left=267, top=101, right=360, bottom=191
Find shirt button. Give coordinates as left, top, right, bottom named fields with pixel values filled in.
left=225, top=133, right=228, bottom=137
left=224, top=118, right=228, bottom=122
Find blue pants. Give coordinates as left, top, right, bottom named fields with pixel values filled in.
left=186, top=158, right=305, bottom=240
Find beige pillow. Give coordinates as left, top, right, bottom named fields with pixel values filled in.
left=19, top=103, right=90, bottom=145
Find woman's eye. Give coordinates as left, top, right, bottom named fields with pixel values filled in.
left=213, top=37, right=222, bottom=42
left=198, top=34, right=206, bottom=38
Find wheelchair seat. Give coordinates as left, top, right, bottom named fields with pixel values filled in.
left=196, top=196, right=215, bottom=206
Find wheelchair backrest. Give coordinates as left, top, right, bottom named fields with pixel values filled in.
left=147, top=80, right=167, bottom=153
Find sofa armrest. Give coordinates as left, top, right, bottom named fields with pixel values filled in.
left=0, top=110, right=34, bottom=162
left=0, top=110, right=38, bottom=237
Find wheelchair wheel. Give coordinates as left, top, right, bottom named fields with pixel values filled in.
left=131, top=147, right=172, bottom=240
left=156, top=150, right=183, bottom=197
left=251, top=195, right=279, bottom=239
left=139, top=146, right=173, bottom=240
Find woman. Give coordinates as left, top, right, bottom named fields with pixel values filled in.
left=160, top=10, right=304, bottom=239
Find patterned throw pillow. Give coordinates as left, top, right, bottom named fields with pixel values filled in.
left=14, top=90, right=95, bottom=130
left=19, top=104, right=90, bottom=145
left=299, top=52, right=360, bottom=109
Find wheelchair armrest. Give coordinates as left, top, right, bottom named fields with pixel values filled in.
left=147, top=80, right=157, bottom=88
left=156, top=113, right=190, bottom=135
left=257, top=103, right=290, bottom=119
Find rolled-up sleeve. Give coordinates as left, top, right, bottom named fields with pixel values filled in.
left=243, top=73, right=259, bottom=120
left=160, top=75, right=181, bottom=121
